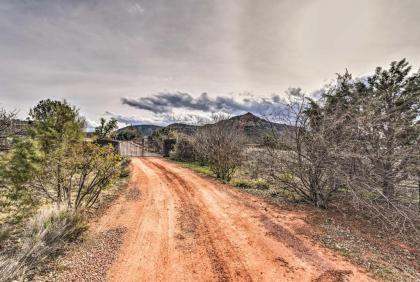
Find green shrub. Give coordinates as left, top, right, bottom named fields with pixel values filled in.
left=120, top=157, right=131, bottom=178
left=170, top=134, right=196, bottom=162
left=252, top=179, right=270, bottom=190
left=231, top=179, right=253, bottom=189
left=0, top=226, right=10, bottom=245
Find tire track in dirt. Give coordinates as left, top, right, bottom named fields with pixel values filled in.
left=142, top=158, right=376, bottom=282
left=104, top=158, right=178, bottom=282
left=142, top=158, right=251, bottom=282
left=186, top=175, right=332, bottom=268
left=85, top=157, right=378, bottom=282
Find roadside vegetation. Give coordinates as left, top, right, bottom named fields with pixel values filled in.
left=266, top=59, right=419, bottom=232
left=172, top=59, right=419, bottom=235
left=0, top=100, right=127, bottom=281
left=0, top=59, right=418, bottom=281
left=168, top=60, right=419, bottom=280
left=190, top=113, right=246, bottom=181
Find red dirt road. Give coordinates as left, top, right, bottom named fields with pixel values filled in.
left=94, top=157, right=376, bottom=282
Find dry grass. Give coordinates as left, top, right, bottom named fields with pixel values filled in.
left=307, top=208, right=419, bottom=281
left=0, top=206, right=87, bottom=282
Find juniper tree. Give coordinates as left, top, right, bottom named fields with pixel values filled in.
left=94, top=117, right=118, bottom=139
left=355, top=59, right=419, bottom=198
left=27, top=100, right=121, bottom=210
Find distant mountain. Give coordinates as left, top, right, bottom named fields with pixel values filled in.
left=163, top=123, right=198, bottom=135
left=115, top=124, right=163, bottom=137
left=211, top=112, right=288, bottom=142
left=150, top=112, right=287, bottom=143
left=115, top=113, right=287, bottom=143
left=149, top=123, right=197, bottom=141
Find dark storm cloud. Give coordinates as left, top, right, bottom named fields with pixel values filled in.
left=122, top=92, right=210, bottom=113
left=121, top=92, right=285, bottom=115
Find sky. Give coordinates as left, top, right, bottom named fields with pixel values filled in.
left=0, top=0, right=419, bottom=128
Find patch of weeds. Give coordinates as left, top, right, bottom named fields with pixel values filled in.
left=0, top=206, right=88, bottom=282
left=54, top=261, right=70, bottom=272
left=252, top=179, right=270, bottom=189
left=175, top=161, right=215, bottom=177
left=119, top=157, right=131, bottom=178
left=374, top=266, right=395, bottom=281
left=278, top=189, right=303, bottom=203
left=231, top=178, right=270, bottom=190
left=231, top=179, right=253, bottom=189
left=0, top=226, right=10, bottom=245
left=337, top=248, right=353, bottom=258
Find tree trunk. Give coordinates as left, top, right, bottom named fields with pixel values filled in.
left=382, top=162, right=394, bottom=198
left=57, top=164, right=62, bottom=204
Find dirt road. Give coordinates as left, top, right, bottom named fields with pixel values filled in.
left=93, top=157, right=375, bottom=282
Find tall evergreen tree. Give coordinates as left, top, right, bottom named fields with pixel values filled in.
left=362, top=59, right=419, bottom=197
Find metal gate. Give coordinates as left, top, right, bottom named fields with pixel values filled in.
left=118, top=140, right=160, bottom=157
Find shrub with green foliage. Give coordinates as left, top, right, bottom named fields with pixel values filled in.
left=170, top=134, right=196, bottom=162
left=0, top=138, right=41, bottom=224
left=120, top=157, right=131, bottom=177
left=29, top=99, right=85, bottom=154
left=32, top=142, right=122, bottom=210
left=0, top=100, right=126, bottom=280
left=94, top=117, right=118, bottom=139
left=9, top=100, right=123, bottom=211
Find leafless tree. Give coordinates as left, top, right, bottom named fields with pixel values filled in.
left=191, top=113, right=245, bottom=181
left=262, top=89, right=343, bottom=208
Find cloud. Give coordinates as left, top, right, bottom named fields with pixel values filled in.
left=105, top=111, right=158, bottom=126
left=128, top=3, right=144, bottom=15
left=85, top=118, right=99, bottom=132
left=158, top=112, right=210, bottom=125
left=121, top=92, right=286, bottom=115
left=86, top=119, right=99, bottom=127
left=105, top=110, right=208, bottom=126
left=2, top=0, right=419, bottom=123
